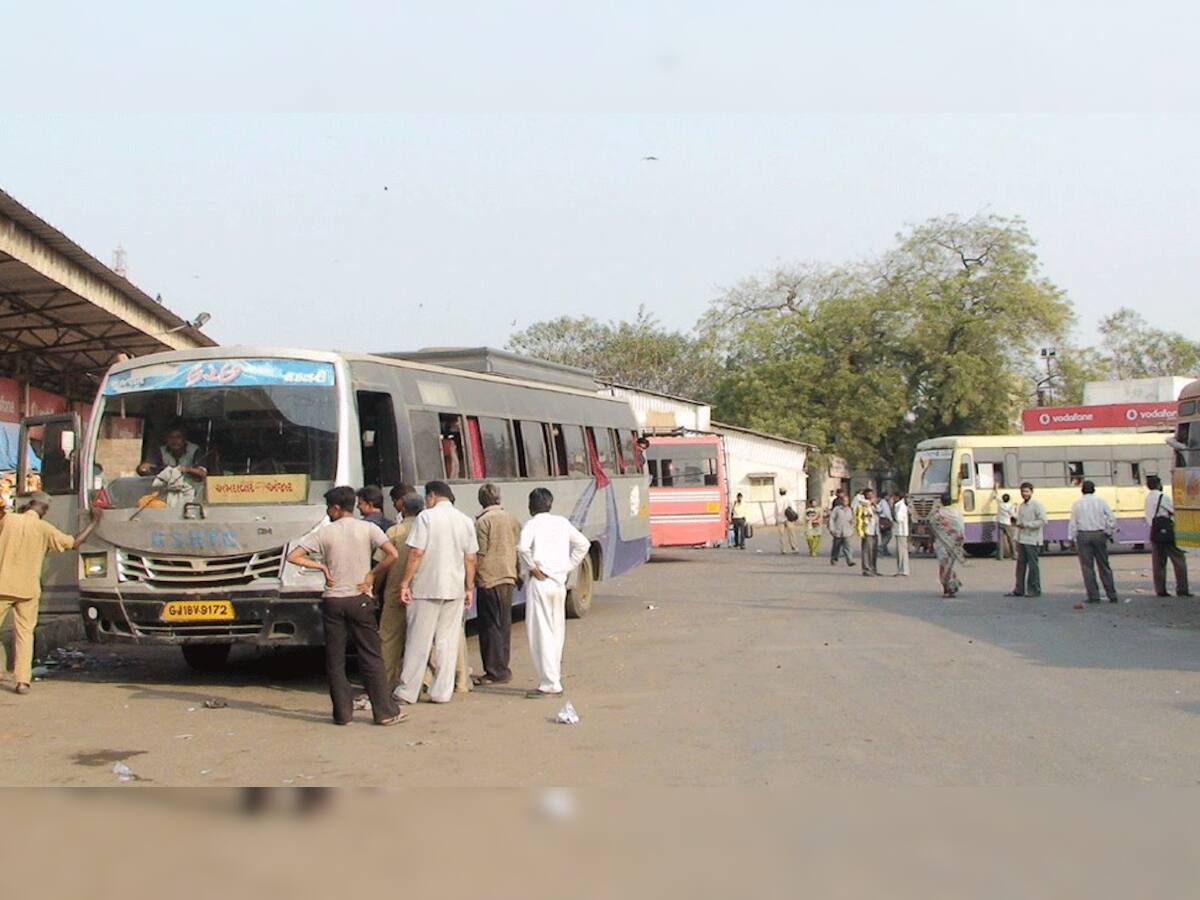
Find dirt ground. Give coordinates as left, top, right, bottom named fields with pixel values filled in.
left=3, top=536, right=1200, bottom=786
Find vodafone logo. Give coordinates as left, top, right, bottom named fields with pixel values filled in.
left=1126, top=408, right=1139, bottom=422
left=1039, top=413, right=1051, bottom=426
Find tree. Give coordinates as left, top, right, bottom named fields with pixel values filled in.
left=707, top=214, right=1076, bottom=472
left=1095, top=308, right=1200, bottom=380
left=507, top=306, right=718, bottom=398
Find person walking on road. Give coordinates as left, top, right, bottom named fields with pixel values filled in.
left=776, top=488, right=799, bottom=554
left=993, top=490, right=1017, bottom=560
left=0, top=492, right=100, bottom=695
left=1006, top=482, right=1048, bottom=598
left=931, top=494, right=964, bottom=597
left=394, top=481, right=478, bottom=706
left=730, top=492, right=748, bottom=550
left=1144, top=475, right=1191, bottom=598
left=892, top=491, right=911, bottom=576
left=803, top=499, right=823, bottom=557
left=854, top=488, right=880, bottom=576
left=287, top=486, right=404, bottom=726
left=472, top=483, right=522, bottom=685
left=517, top=488, right=590, bottom=699
left=828, top=495, right=855, bottom=567
left=1068, top=480, right=1120, bottom=604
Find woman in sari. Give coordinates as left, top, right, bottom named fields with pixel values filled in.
left=930, top=492, right=965, bottom=597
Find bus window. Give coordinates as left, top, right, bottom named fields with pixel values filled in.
left=588, top=427, right=615, bottom=474
left=623, top=430, right=645, bottom=474
left=910, top=449, right=952, bottom=494
left=464, top=418, right=486, bottom=479
left=610, top=429, right=627, bottom=474
left=559, top=425, right=589, bottom=477
left=549, top=424, right=569, bottom=476
left=957, top=454, right=973, bottom=493
left=515, top=420, right=552, bottom=478
left=1115, top=461, right=1142, bottom=486
left=356, top=391, right=400, bottom=488
left=439, top=414, right=467, bottom=480
left=409, top=410, right=446, bottom=481
left=475, top=416, right=517, bottom=478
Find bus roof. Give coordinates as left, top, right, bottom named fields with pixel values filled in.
left=101, top=345, right=630, bottom=408
left=915, top=432, right=1171, bottom=450
left=1179, top=379, right=1200, bottom=402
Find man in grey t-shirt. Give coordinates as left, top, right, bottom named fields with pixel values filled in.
left=287, top=485, right=404, bottom=726
left=394, top=480, right=479, bottom=705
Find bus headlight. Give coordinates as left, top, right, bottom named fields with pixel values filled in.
left=81, top=553, right=108, bottom=578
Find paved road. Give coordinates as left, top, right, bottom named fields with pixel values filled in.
left=3, top=536, right=1199, bottom=786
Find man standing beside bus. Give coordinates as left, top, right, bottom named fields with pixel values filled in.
left=1069, top=480, right=1120, bottom=604
left=0, top=493, right=100, bottom=695
left=518, top=488, right=590, bottom=698
left=473, top=483, right=521, bottom=686
left=395, top=481, right=478, bottom=706
left=286, top=486, right=403, bottom=726
left=730, top=492, right=748, bottom=550
left=776, top=488, right=799, bottom=554
left=1006, top=482, right=1047, bottom=598
left=892, top=491, right=911, bottom=576
left=1145, top=475, right=1191, bottom=598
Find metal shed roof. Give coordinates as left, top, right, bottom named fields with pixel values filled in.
left=0, top=188, right=216, bottom=402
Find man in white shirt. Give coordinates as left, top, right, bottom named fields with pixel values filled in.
left=395, top=481, right=479, bottom=705
left=1006, top=482, right=1048, bottom=597
left=1068, top=480, right=1120, bottom=603
left=892, top=492, right=910, bottom=576
left=776, top=488, right=799, bottom=554
left=517, top=487, right=590, bottom=698
left=993, top=491, right=1017, bottom=560
left=1144, top=475, right=1191, bottom=597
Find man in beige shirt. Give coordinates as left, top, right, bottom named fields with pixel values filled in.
left=473, top=483, right=522, bottom=685
left=0, top=492, right=100, bottom=694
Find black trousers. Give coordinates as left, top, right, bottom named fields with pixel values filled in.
left=1076, top=531, right=1118, bottom=601
left=1151, top=540, right=1190, bottom=595
left=1014, top=544, right=1041, bottom=595
left=475, top=583, right=514, bottom=681
left=732, top=518, right=747, bottom=548
left=322, top=595, right=398, bottom=724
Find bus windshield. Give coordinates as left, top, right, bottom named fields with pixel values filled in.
left=910, top=449, right=953, bottom=494
left=645, top=443, right=720, bottom=488
left=93, top=359, right=338, bottom=509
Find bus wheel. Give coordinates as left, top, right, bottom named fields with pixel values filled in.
left=565, top=555, right=595, bottom=619
left=181, top=644, right=232, bottom=672
left=964, top=542, right=996, bottom=558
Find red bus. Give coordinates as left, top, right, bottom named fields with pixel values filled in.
left=644, top=434, right=728, bottom=548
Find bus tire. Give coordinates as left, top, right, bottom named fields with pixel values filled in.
left=181, top=643, right=232, bottom=672
left=964, top=542, right=996, bottom=558
left=565, top=554, right=595, bottom=619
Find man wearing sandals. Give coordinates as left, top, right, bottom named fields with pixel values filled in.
left=0, top=492, right=101, bottom=695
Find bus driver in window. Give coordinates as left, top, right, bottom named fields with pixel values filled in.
left=137, top=424, right=208, bottom=485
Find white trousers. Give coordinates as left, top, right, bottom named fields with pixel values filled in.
left=526, top=578, right=567, bottom=694
left=896, top=537, right=910, bottom=575
left=395, top=596, right=463, bottom=704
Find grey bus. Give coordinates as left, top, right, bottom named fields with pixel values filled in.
left=70, top=348, right=650, bottom=670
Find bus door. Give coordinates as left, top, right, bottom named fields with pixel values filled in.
left=16, top=413, right=81, bottom=615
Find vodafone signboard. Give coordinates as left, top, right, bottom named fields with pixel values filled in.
left=1022, top=402, right=1177, bottom=432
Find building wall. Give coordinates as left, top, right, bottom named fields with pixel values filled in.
left=717, top=429, right=808, bottom=527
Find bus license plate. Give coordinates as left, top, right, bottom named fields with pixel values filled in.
left=161, top=600, right=234, bottom=622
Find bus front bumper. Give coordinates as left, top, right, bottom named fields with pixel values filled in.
left=79, top=591, right=325, bottom=646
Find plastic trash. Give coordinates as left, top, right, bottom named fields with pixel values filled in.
left=645, top=604, right=657, bottom=610
left=353, top=695, right=372, bottom=711
left=203, top=698, right=228, bottom=709
left=556, top=702, right=580, bottom=725
left=30, top=666, right=50, bottom=678
left=112, top=762, right=134, bottom=782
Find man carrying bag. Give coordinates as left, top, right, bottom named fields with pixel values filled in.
left=1145, top=475, right=1191, bottom=598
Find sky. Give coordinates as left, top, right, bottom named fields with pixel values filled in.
left=2, top=3, right=1198, bottom=353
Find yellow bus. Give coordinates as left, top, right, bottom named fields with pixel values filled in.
left=909, top=432, right=1174, bottom=556
left=1170, top=380, right=1200, bottom=550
